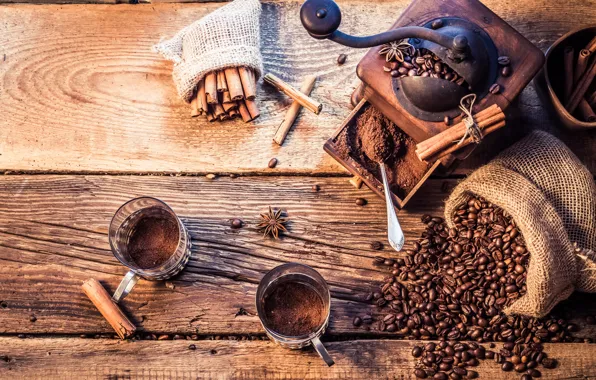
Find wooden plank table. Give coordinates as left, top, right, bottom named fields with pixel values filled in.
left=0, top=0, right=594, bottom=378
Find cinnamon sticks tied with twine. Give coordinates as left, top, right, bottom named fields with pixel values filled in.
left=415, top=101, right=506, bottom=162
left=189, top=66, right=260, bottom=123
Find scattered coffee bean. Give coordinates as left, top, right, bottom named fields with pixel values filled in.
left=489, top=83, right=501, bottom=94
left=501, top=66, right=512, bottom=77
left=412, top=346, right=423, bottom=358
left=268, top=158, right=278, bottom=168
left=542, top=358, right=557, bottom=369
left=337, top=54, right=347, bottom=65
left=520, top=375, right=532, bottom=380
left=370, top=241, right=383, bottom=250
left=231, top=219, right=243, bottom=229
left=444, top=116, right=451, bottom=126
left=355, top=198, right=367, bottom=206
left=206, top=173, right=216, bottom=180
left=312, top=184, right=320, bottom=192
left=390, top=70, right=400, bottom=78
left=188, top=344, right=196, bottom=350
left=431, top=19, right=444, bottom=29
left=29, top=315, right=37, bottom=322
left=497, top=56, right=511, bottom=66
left=414, top=369, right=427, bottom=378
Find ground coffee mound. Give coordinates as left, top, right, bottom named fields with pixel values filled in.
left=264, top=281, right=325, bottom=336
left=336, top=105, right=429, bottom=198
left=128, top=216, right=179, bottom=269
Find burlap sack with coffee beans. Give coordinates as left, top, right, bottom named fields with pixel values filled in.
left=153, top=0, right=263, bottom=102
left=444, top=131, right=596, bottom=318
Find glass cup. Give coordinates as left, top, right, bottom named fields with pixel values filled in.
left=256, top=263, right=334, bottom=366
left=108, top=197, right=192, bottom=303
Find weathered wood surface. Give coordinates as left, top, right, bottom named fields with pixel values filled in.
left=1, top=175, right=596, bottom=337
left=0, top=1, right=595, bottom=174
left=1, top=338, right=595, bottom=379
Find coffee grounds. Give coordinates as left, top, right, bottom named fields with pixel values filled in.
left=264, top=282, right=325, bottom=336
left=335, top=105, right=430, bottom=198
left=128, top=216, right=179, bottom=269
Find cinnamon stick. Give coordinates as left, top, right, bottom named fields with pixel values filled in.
left=205, top=72, right=218, bottom=104
left=206, top=111, right=216, bottom=122
left=239, top=67, right=257, bottom=100
left=588, top=90, right=596, bottom=109
left=416, top=105, right=504, bottom=162
left=237, top=101, right=252, bottom=122
left=578, top=98, right=596, bottom=122
left=190, top=92, right=200, bottom=117
left=213, top=103, right=226, bottom=118
left=217, top=70, right=228, bottom=93
left=574, top=49, right=591, bottom=84
left=245, top=99, right=260, bottom=120
left=198, top=80, right=207, bottom=112
left=274, top=75, right=317, bottom=146
left=416, top=105, right=499, bottom=154
left=228, top=108, right=239, bottom=118
left=224, top=67, right=245, bottom=100
left=82, top=279, right=136, bottom=340
left=586, top=36, right=596, bottom=53
left=221, top=91, right=237, bottom=113
left=425, top=120, right=507, bottom=162
left=563, top=46, right=575, bottom=103
left=565, top=57, right=596, bottom=113
left=263, top=73, right=322, bottom=115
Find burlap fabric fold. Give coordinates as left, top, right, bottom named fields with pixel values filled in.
left=153, top=0, right=263, bottom=102
left=444, top=131, right=596, bottom=317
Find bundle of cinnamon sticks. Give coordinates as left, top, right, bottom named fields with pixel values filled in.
left=415, top=104, right=506, bottom=162
left=563, top=36, right=596, bottom=123
left=189, top=67, right=260, bottom=122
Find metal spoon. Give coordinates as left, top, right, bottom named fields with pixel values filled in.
left=379, top=162, right=405, bottom=251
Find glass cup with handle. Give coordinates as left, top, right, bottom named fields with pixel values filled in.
left=256, top=263, right=334, bottom=366
left=108, top=197, right=192, bottom=302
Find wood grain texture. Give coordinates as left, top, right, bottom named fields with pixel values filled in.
left=1, top=175, right=596, bottom=337
left=0, top=2, right=595, bottom=174
left=1, top=338, right=595, bottom=379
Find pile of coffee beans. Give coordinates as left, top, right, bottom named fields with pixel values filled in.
left=357, top=196, right=580, bottom=379
left=383, top=47, right=467, bottom=88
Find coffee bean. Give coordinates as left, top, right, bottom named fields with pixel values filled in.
left=528, top=369, right=541, bottom=377
left=433, top=373, right=448, bottom=380
left=390, top=70, right=400, bottom=78
left=414, top=368, right=427, bottom=378
left=520, top=375, right=532, bottom=380
left=371, top=241, right=383, bottom=250
left=337, top=54, right=347, bottom=65
left=188, top=344, right=196, bottom=350
left=515, top=363, right=527, bottom=372
left=312, top=184, right=320, bottom=192
left=231, top=219, right=243, bottom=229
left=498, top=56, right=511, bottom=66
left=489, top=83, right=501, bottom=94
left=29, top=315, right=37, bottom=323
left=502, top=361, right=514, bottom=371
left=444, top=116, right=451, bottom=126
left=501, top=66, right=512, bottom=77
left=542, top=358, right=557, bottom=369
left=412, top=346, right=424, bottom=358
left=353, top=317, right=362, bottom=327
left=355, top=198, right=367, bottom=206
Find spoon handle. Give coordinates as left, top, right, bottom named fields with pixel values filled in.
left=380, top=162, right=405, bottom=252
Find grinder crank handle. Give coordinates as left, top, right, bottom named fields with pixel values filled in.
left=300, top=0, right=470, bottom=61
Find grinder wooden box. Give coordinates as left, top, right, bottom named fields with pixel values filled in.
left=354, top=0, right=545, bottom=143
left=324, top=99, right=441, bottom=209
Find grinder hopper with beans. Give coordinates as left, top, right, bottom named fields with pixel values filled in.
left=302, top=0, right=545, bottom=168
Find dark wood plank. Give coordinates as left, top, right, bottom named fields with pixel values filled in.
left=1, top=175, right=596, bottom=338
left=1, top=338, right=595, bottom=379
left=0, top=2, right=594, bottom=174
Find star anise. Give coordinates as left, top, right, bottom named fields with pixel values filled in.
left=378, top=40, right=414, bottom=62
left=257, top=207, right=288, bottom=239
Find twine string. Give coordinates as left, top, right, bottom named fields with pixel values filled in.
left=457, top=93, right=483, bottom=145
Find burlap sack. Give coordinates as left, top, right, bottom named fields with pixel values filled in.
left=444, top=131, right=596, bottom=318
left=153, top=0, right=263, bottom=102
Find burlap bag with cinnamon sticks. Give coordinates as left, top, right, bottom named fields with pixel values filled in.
left=153, top=0, right=263, bottom=102
left=444, top=131, right=596, bottom=318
